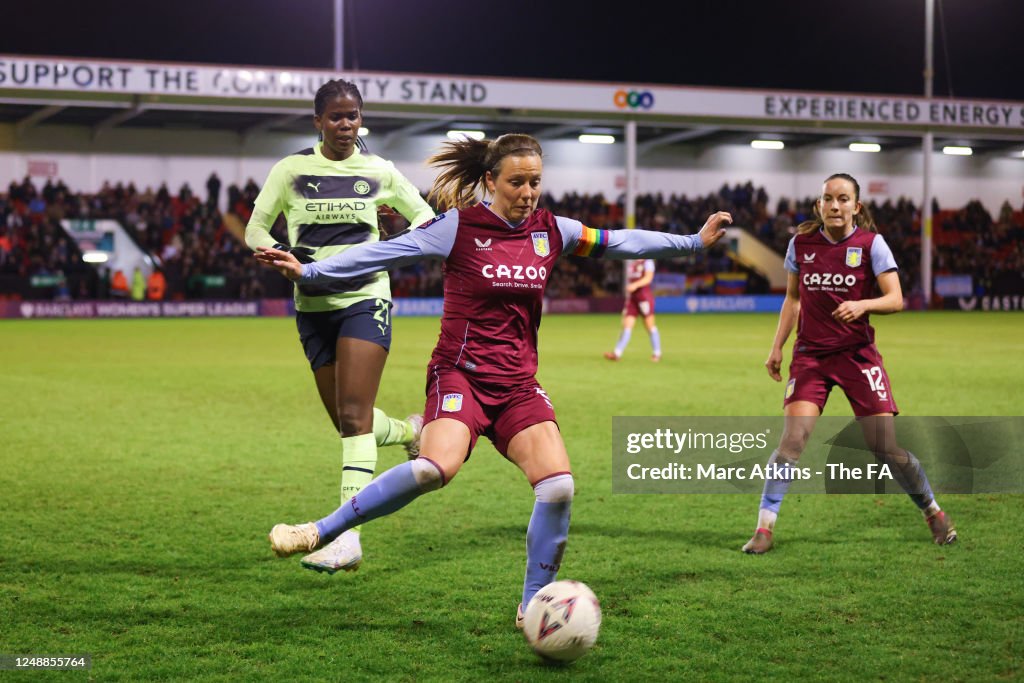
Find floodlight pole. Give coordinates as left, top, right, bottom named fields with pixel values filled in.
left=921, top=0, right=934, bottom=306
left=334, top=0, right=345, bottom=71
left=624, top=120, right=637, bottom=295
left=625, top=120, right=637, bottom=229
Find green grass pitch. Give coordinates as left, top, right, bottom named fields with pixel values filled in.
left=1, top=312, right=1021, bottom=681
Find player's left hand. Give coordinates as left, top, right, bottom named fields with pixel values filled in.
left=698, top=211, right=732, bottom=249
left=832, top=300, right=867, bottom=323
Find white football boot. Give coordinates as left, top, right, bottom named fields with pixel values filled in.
left=300, top=529, right=363, bottom=574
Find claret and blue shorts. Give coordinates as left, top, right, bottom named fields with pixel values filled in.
left=784, top=343, right=899, bottom=417
left=423, top=366, right=559, bottom=458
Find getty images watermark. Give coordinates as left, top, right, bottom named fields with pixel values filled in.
left=612, top=416, right=1024, bottom=494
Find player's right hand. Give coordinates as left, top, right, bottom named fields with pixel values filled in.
left=698, top=211, right=732, bottom=249
left=765, top=348, right=783, bottom=382
left=255, top=246, right=303, bottom=281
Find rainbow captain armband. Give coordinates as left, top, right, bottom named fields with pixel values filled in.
left=572, top=226, right=610, bottom=257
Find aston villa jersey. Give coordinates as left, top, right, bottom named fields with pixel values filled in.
left=785, top=228, right=898, bottom=355
left=627, top=259, right=655, bottom=297
left=300, top=203, right=706, bottom=381
left=425, top=204, right=567, bottom=381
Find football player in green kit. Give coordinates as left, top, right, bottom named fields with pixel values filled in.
left=245, top=79, right=435, bottom=573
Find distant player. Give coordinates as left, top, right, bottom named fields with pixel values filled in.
left=742, top=172, right=957, bottom=554
left=257, top=133, right=732, bottom=624
left=244, top=79, right=435, bottom=572
left=605, top=258, right=661, bottom=362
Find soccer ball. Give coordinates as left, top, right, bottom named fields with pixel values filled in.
left=522, top=580, right=601, bottom=663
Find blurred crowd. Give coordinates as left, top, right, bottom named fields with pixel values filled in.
left=2, top=175, right=1022, bottom=303
left=0, top=174, right=290, bottom=301
left=932, top=200, right=1024, bottom=296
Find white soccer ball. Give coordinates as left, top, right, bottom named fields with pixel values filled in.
left=522, top=580, right=601, bottom=663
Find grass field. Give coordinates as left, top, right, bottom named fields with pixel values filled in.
left=2, top=312, right=1022, bottom=681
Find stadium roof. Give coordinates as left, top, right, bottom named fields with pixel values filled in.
left=1, top=54, right=1022, bottom=157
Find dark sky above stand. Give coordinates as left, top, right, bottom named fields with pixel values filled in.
left=7, top=0, right=1024, bottom=101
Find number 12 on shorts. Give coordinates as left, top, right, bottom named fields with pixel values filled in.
left=861, top=366, right=888, bottom=399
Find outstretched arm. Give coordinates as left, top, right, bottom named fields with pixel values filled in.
left=255, top=233, right=424, bottom=282
left=254, top=209, right=459, bottom=283
left=560, top=211, right=732, bottom=259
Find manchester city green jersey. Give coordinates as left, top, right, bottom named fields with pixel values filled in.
left=246, top=143, right=435, bottom=312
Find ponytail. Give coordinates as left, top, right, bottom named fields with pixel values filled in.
left=427, top=133, right=543, bottom=210
left=854, top=203, right=876, bottom=232
left=427, top=138, right=491, bottom=210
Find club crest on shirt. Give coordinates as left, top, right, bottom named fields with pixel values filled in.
left=845, top=247, right=863, bottom=268
left=441, top=393, right=463, bottom=412
left=353, top=180, right=370, bottom=195
left=531, top=232, right=550, bottom=257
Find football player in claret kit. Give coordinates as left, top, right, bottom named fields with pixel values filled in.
left=244, top=79, right=435, bottom=573
left=605, top=258, right=662, bottom=361
left=257, top=133, right=732, bottom=624
left=742, top=173, right=957, bottom=554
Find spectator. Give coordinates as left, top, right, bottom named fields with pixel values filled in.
left=131, top=267, right=146, bottom=301
left=206, top=172, right=221, bottom=209
left=110, top=269, right=129, bottom=298
left=147, top=268, right=167, bottom=300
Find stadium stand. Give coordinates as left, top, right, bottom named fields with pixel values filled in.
left=2, top=175, right=1021, bottom=302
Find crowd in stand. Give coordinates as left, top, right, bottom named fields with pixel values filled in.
left=0, top=177, right=89, bottom=299
left=2, top=174, right=1022, bottom=303
left=933, top=199, right=1024, bottom=296
left=0, top=174, right=291, bottom=301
